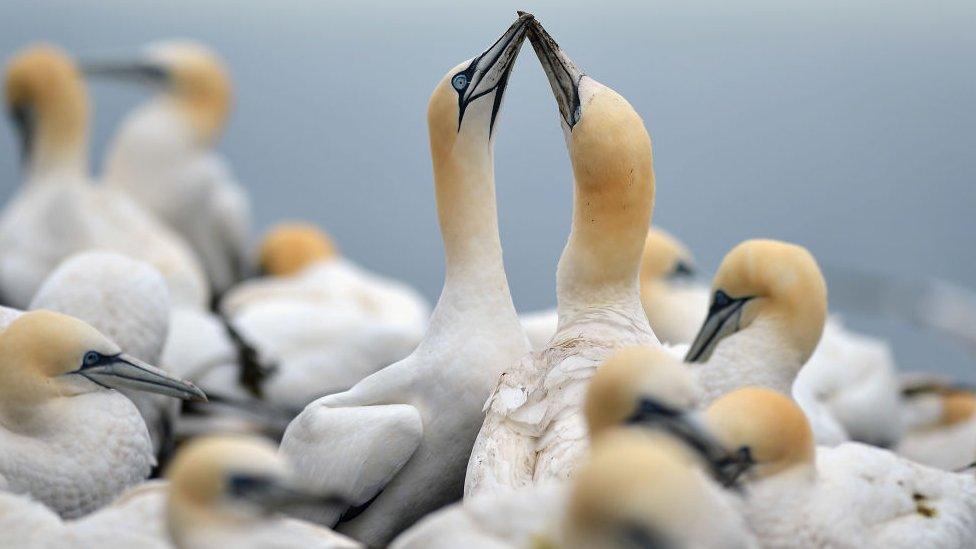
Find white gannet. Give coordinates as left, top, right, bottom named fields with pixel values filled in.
left=792, top=315, right=904, bottom=447
left=898, top=379, right=976, bottom=471
left=520, top=227, right=710, bottom=350
left=0, top=44, right=209, bottom=309
left=0, top=310, right=205, bottom=518
left=278, top=15, right=533, bottom=546
left=28, top=251, right=178, bottom=457
left=651, top=387, right=976, bottom=547
left=84, top=40, right=251, bottom=298
left=393, top=429, right=755, bottom=549
left=218, top=222, right=429, bottom=408
left=683, top=239, right=828, bottom=404
left=466, top=18, right=658, bottom=495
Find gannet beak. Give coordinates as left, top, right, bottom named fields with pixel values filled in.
left=228, top=473, right=350, bottom=514
left=78, top=353, right=208, bottom=402
left=522, top=13, right=585, bottom=129
left=79, top=59, right=169, bottom=86
left=685, top=291, right=754, bottom=363
left=455, top=12, right=533, bottom=132
left=625, top=398, right=747, bottom=487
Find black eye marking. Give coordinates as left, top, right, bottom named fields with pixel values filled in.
left=451, top=73, right=468, bottom=91
left=227, top=474, right=274, bottom=498
left=711, top=290, right=731, bottom=312
left=83, top=351, right=102, bottom=367
left=671, top=261, right=695, bottom=279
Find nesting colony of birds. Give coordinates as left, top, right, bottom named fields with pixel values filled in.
left=0, top=12, right=973, bottom=549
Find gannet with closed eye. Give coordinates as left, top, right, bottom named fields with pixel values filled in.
left=278, top=15, right=533, bottom=546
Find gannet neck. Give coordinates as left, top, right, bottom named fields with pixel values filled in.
left=5, top=45, right=89, bottom=180
left=555, top=80, right=655, bottom=317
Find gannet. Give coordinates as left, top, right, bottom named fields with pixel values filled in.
left=0, top=44, right=209, bottom=309
left=466, top=17, right=658, bottom=495
left=84, top=40, right=251, bottom=297
left=29, top=251, right=178, bottom=457
left=278, top=15, right=533, bottom=546
left=684, top=239, right=828, bottom=404
left=219, top=222, right=429, bottom=408
left=649, top=387, right=976, bottom=547
left=898, top=379, right=976, bottom=471
left=520, top=227, right=709, bottom=350
left=792, top=315, right=904, bottom=447
left=0, top=310, right=205, bottom=518
left=393, top=429, right=755, bottom=549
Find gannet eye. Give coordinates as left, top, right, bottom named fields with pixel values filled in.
left=83, top=351, right=101, bottom=367
left=452, top=74, right=468, bottom=91
left=712, top=290, right=731, bottom=310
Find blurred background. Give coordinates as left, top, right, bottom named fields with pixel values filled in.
left=1, top=0, right=973, bottom=378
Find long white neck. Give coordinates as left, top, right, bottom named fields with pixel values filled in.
left=694, top=316, right=805, bottom=404
left=103, top=99, right=196, bottom=186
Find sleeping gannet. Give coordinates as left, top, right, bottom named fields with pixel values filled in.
left=29, top=251, right=178, bottom=456
left=520, top=227, right=709, bottom=350
left=0, top=310, right=205, bottom=518
left=898, top=379, right=976, bottom=470
left=646, top=387, right=976, bottom=547
left=683, top=239, right=828, bottom=404
left=393, top=429, right=755, bottom=549
left=0, top=44, right=209, bottom=309
left=219, top=222, right=429, bottom=408
left=84, top=40, right=251, bottom=297
left=278, top=15, right=533, bottom=546
left=466, top=17, right=658, bottom=496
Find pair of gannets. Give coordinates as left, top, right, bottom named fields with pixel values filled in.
left=0, top=435, right=360, bottom=548
left=0, top=45, right=210, bottom=309
left=604, top=352, right=976, bottom=547
left=87, top=41, right=252, bottom=298
left=278, top=15, right=533, bottom=546
left=519, top=227, right=709, bottom=350
left=0, top=310, right=204, bottom=518
left=216, top=222, right=429, bottom=408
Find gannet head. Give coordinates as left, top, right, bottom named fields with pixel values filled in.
left=166, top=435, right=345, bottom=539
left=0, top=310, right=205, bottom=409
left=427, top=13, right=532, bottom=160
left=640, top=228, right=696, bottom=284
left=704, top=387, right=816, bottom=480
left=584, top=346, right=700, bottom=439
left=82, top=40, right=231, bottom=145
left=563, top=429, right=723, bottom=549
left=257, top=222, right=338, bottom=277
left=526, top=17, right=655, bottom=288
left=685, top=239, right=827, bottom=364
left=4, top=44, right=88, bottom=174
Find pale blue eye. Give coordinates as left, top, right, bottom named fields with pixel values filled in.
left=83, top=351, right=101, bottom=367
left=452, top=74, right=468, bottom=90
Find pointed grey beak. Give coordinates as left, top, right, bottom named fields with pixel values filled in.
left=80, top=59, right=169, bottom=85
left=522, top=14, right=585, bottom=129
left=79, top=353, right=207, bottom=402
left=685, top=290, right=754, bottom=363
left=227, top=473, right=350, bottom=514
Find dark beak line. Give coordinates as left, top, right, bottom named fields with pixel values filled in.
left=685, top=297, right=752, bottom=363
left=80, top=60, right=169, bottom=85
left=523, top=17, right=584, bottom=128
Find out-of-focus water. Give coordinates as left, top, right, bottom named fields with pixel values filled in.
left=1, top=1, right=973, bottom=378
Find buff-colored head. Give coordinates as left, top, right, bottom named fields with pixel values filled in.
left=640, top=228, right=696, bottom=283
left=704, top=387, right=816, bottom=479
left=257, top=222, right=337, bottom=277
left=686, top=239, right=827, bottom=364
left=4, top=44, right=88, bottom=173
left=939, top=390, right=976, bottom=426
left=563, top=429, right=722, bottom=549
left=584, top=346, right=700, bottom=439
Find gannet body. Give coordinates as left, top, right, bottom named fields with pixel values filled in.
left=0, top=45, right=208, bottom=309
left=898, top=382, right=976, bottom=470
left=467, top=19, right=657, bottom=496
left=279, top=16, right=532, bottom=546
left=793, top=316, right=903, bottom=447
left=683, top=239, right=828, bottom=405
left=90, top=41, right=251, bottom=297
left=220, top=224, right=429, bottom=407
left=29, top=251, right=177, bottom=455
left=519, top=227, right=709, bottom=351
left=0, top=310, right=205, bottom=518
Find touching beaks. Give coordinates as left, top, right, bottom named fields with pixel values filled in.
left=685, top=290, right=754, bottom=363
left=80, top=59, right=169, bottom=86
left=522, top=14, right=585, bottom=130
left=452, top=12, right=533, bottom=132
left=227, top=473, right=350, bottom=514
left=76, top=353, right=207, bottom=402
